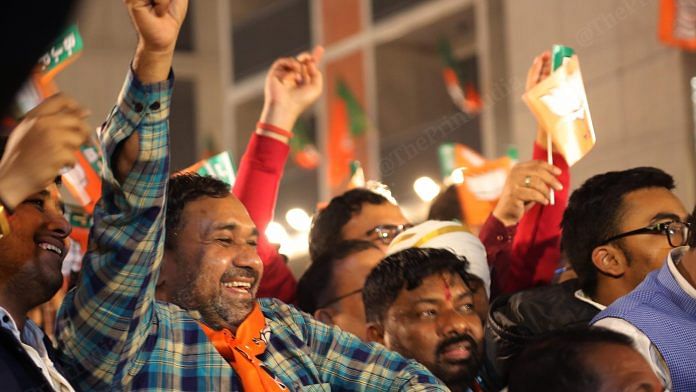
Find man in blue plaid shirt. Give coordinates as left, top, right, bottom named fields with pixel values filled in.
left=55, top=0, right=446, bottom=390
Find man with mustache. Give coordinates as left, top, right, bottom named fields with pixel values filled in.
left=54, top=0, right=445, bottom=389
left=364, top=248, right=494, bottom=392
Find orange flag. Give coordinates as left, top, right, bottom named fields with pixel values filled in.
left=658, top=0, right=696, bottom=51
left=523, top=55, right=596, bottom=166
left=441, top=144, right=514, bottom=228
left=327, top=98, right=355, bottom=188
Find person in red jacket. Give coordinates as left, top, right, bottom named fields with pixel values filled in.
left=478, top=51, right=570, bottom=297
left=233, top=47, right=324, bottom=303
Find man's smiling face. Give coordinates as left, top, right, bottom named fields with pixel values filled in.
left=165, top=194, right=263, bottom=330
left=0, top=184, right=71, bottom=305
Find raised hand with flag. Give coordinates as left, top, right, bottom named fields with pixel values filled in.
left=523, top=46, right=596, bottom=167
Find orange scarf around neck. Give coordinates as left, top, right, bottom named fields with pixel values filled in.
left=198, top=303, right=286, bottom=391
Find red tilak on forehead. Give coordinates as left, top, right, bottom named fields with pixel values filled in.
left=441, top=274, right=452, bottom=301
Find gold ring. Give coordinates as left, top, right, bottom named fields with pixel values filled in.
left=524, top=175, right=532, bottom=187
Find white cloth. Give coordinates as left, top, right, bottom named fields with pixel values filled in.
left=0, top=307, right=75, bottom=392
left=594, top=247, right=694, bottom=391
left=387, top=220, right=491, bottom=298
left=573, top=289, right=606, bottom=311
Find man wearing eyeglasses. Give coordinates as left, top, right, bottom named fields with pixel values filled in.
left=296, top=240, right=384, bottom=340
left=485, top=166, right=689, bottom=386
left=309, top=188, right=412, bottom=261
left=593, top=206, right=695, bottom=391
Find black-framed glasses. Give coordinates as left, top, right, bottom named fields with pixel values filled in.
left=365, top=224, right=413, bottom=245
left=317, top=288, right=363, bottom=309
left=600, top=221, right=691, bottom=248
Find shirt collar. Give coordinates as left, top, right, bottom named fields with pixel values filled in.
left=666, top=246, right=696, bottom=300
left=574, top=289, right=606, bottom=311
left=0, top=306, right=21, bottom=341
left=0, top=306, right=48, bottom=357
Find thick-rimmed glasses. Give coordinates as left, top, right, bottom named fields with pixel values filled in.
left=365, top=224, right=413, bottom=245
left=600, top=221, right=691, bottom=248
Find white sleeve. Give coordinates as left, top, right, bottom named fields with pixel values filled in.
left=594, top=317, right=671, bottom=390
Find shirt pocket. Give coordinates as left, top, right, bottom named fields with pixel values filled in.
left=299, top=383, right=331, bottom=391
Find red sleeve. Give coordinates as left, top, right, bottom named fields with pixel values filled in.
left=480, top=144, right=570, bottom=297
left=478, top=213, right=517, bottom=298
left=510, top=143, right=570, bottom=289
left=233, top=133, right=297, bottom=303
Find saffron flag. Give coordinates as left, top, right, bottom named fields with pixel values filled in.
left=290, top=118, right=320, bottom=170
left=438, top=39, right=483, bottom=115
left=328, top=80, right=366, bottom=188
left=438, top=143, right=514, bottom=228
left=14, top=24, right=84, bottom=116
left=60, top=143, right=103, bottom=214
left=659, top=0, right=696, bottom=51
left=522, top=55, right=596, bottom=166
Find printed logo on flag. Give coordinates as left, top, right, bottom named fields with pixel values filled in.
left=523, top=55, right=596, bottom=166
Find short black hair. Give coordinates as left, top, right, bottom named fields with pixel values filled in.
left=166, top=173, right=231, bottom=249
left=309, top=188, right=390, bottom=260
left=427, top=185, right=464, bottom=222
left=297, top=240, right=379, bottom=314
left=688, top=204, right=696, bottom=248
left=363, top=247, right=472, bottom=324
left=508, top=327, right=635, bottom=392
left=561, top=167, right=674, bottom=296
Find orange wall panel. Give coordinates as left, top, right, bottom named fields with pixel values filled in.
left=321, top=0, right=362, bottom=45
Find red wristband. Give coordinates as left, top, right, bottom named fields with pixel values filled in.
left=256, top=122, right=293, bottom=139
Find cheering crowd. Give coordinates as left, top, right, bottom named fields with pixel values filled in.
left=0, top=1, right=694, bottom=391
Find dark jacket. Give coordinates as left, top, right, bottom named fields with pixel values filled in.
left=0, top=325, right=65, bottom=391
left=483, top=279, right=600, bottom=387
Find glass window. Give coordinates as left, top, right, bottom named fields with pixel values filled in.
left=372, top=0, right=429, bottom=22
left=232, top=0, right=311, bottom=81
left=169, top=79, right=198, bottom=172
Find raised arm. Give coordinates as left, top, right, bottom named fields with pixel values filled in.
left=480, top=51, right=570, bottom=296
left=234, top=48, right=323, bottom=302
left=55, top=1, right=187, bottom=388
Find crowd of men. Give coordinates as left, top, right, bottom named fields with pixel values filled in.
left=0, top=0, right=694, bottom=391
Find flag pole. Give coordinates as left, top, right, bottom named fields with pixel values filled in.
left=547, top=131, right=555, bottom=205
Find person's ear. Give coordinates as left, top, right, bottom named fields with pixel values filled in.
left=591, top=245, right=627, bottom=278
left=156, top=249, right=176, bottom=302
left=314, top=308, right=335, bottom=326
left=365, top=322, right=385, bottom=345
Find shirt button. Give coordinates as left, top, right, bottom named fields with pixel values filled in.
left=496, top=235, right=504, bottom=241
left=149, top=101, right=160, bottom=110
left=134, top=102, right=144, bottom=112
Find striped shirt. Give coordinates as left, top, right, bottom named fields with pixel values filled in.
left=55, top=69, right=446, bottom=391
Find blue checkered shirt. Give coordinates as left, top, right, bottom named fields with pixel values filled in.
left=55, top=69, right=447, bottom=391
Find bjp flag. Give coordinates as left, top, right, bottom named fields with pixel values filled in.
left=328, top=80, right=365, bottom=188
left=60, top=144, right=103, bottom=214
left=439, top=143, right=514, bottom=228
left=180, top=151, right=236, bottom=187
left=523, top=55, right=596, bottom=166
left=658, top=0, right=696, bottom=51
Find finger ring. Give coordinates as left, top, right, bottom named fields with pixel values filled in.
left=524, top=176, right=532, bottom=187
